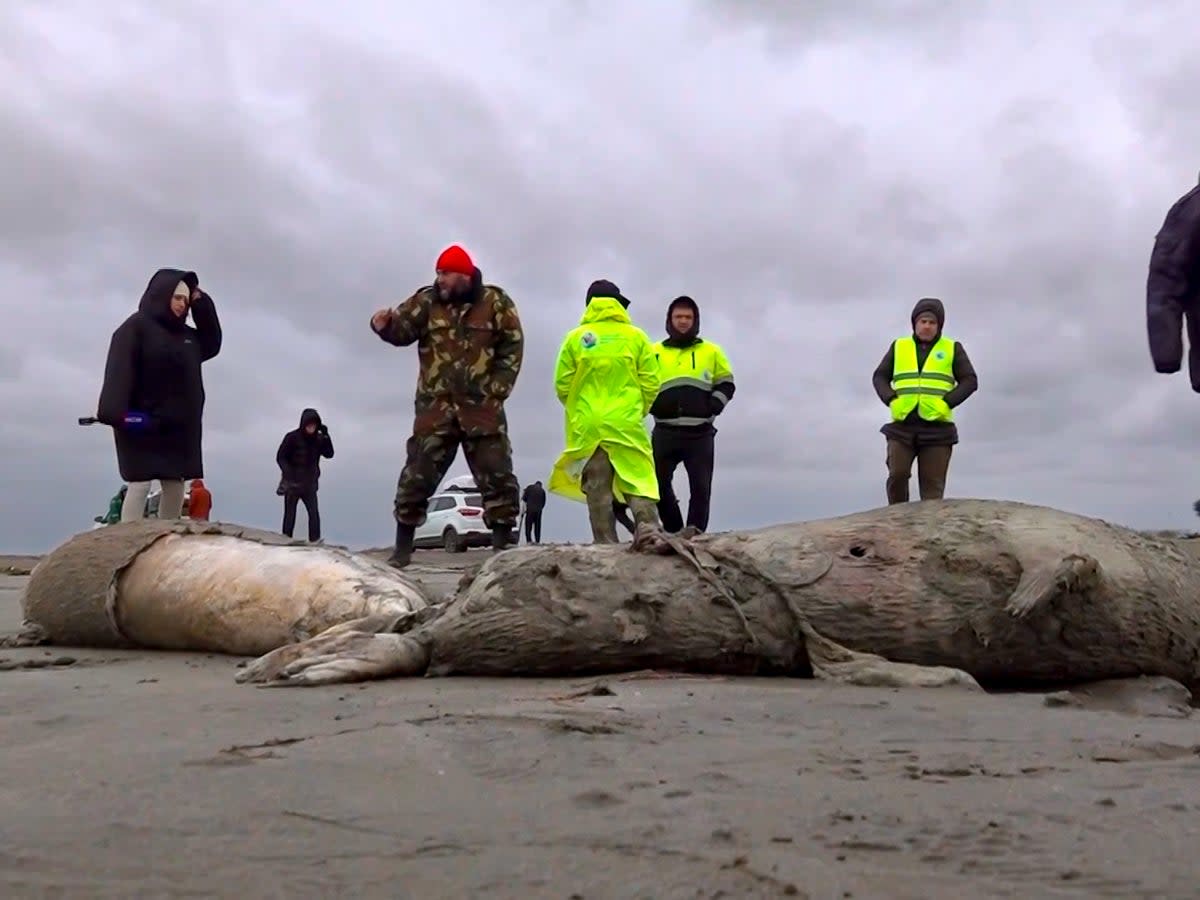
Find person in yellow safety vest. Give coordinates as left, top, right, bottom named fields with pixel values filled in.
left=871, top=297, right=978, bottom=504
left=549, top=279, right=662, bottom=543
left=649, top=296, right=735, bottom=535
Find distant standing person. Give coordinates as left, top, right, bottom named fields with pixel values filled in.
left=187, top=478, right=212, bottom=521
left=95, top=268, right=222, bottom=521
left=549, top=280, right=661, bottom=543
left=521, top=480, right=546, bottom=544
left=872, top=297, right=977, bottom=504
left=276, top=408, right=335, bottom=543
left=370, top=244, right=524, bottom=568
left=649, top=295, right=735, bottom=535
left=1147, top=171, right=1200, bottom=390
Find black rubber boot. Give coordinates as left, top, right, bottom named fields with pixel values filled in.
left=491, top=525, right=512, bottom=552
left=387, top=522, right=415, bottom=569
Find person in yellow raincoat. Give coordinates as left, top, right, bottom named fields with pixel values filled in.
left=549, top=280, right=662, bottom=543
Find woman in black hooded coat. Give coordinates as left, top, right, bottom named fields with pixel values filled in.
left=96, top=268, right=222, bottom=521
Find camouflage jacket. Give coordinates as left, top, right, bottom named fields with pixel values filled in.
left=375, top=278, right=524, bottom=436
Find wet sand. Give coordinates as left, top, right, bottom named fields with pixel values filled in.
left=2, top=549, right=1200, bottom=898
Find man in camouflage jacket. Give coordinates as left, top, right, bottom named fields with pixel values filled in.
left=370, top=244, right=524, bottom=567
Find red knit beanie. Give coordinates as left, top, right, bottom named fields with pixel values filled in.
left=435, top=244, right=474, bottom=276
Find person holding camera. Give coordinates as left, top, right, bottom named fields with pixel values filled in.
left=95, top=267, right=222, bottom=521
left=276, top=408, right=335, bottom=543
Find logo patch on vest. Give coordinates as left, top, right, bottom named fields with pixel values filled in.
left=580, top=331, right=597, bottom=349
left=934, top=351, right=945, bottom=360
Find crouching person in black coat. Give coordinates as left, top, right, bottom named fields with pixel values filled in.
left=276, top=408, right=335, bottom=543
left=96, top=268, right=222, bottom=521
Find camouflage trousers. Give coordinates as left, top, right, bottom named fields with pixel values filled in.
left=582, top=447, right=659, bottom=544
left=394, top=425, right=519, bottom=529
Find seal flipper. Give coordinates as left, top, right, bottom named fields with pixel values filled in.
left=1005, top=553, right=1103, bottom=620
left=255, top=633, right=432, bottom=687
left=0, top=620, right=48, bottom=648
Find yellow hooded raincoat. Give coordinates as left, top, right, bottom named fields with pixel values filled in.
left=549, top=297, right=661, bottom=503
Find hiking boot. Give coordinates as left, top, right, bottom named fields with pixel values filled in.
left=387, top=522, right=415, bottom=569
left=491, top=525, right=512, bottom=552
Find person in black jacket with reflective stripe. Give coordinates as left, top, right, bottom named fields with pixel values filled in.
left=1147, top=172, right=1200, bottom=390
left=648, top=296, right=736, bottom=534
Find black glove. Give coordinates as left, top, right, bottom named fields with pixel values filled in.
left=318, top=424, right=329, bottom=436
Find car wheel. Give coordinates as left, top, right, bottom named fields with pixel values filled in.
left=443, top=527, right=465, bottom=553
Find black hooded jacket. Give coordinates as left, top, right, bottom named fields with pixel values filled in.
left=1146, top=181, right=1200, bottom=390
left=871, top=298, right=978, bottom=446
left=96, top=268, right=222, bottom=482
left=276, top=408, right=335, bottom=492
left=522, top=481, right=546, bottom=512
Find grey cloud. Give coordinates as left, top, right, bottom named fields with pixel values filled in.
left=3, top=0, right=1200, bottom=554
left=695, top=0, right=978, bottom=57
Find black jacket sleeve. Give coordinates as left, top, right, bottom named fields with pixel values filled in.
left=1147, top=188, right=1200, bottom=375
left=96, top=317, right=140, bottom=426
left=872, top=345, right=896, bottom=405
left=276, top=433, right=293, bottom=473
left=190, top=291, right=223, bottom=362
left=319, top=430, right=334, bottom=460
left=944, top=342, right=978, bottom=408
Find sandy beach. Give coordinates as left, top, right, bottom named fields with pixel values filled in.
left=3, top=548, right=1200, bottom=899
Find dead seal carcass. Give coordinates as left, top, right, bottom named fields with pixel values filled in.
left=13, top=519, right=429, bottom=656
left=238, top=499, right=1200, bottom=692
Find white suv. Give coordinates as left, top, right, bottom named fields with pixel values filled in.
left=413, top=490, right=493, bottom=553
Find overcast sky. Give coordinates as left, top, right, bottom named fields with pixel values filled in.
left=3, top=0, right=1199, bottom=554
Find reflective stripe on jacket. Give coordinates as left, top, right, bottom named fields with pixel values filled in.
left=649, top=339, right=735, bottom=428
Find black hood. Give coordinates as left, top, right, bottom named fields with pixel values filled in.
left=664, top=295, right=701, bottom=346
left=586, top=279, right=630, bottom=309
left=139, top=268, right=198, bottom=331
left=299, top=408, right=322, bottom=429
left=910, top=297, right=945, bottom=338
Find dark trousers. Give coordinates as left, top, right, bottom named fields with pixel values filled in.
left=283, top=489, right=321, bottom=541
left=885, top=439, right=953, bottom=504
left=394, top=425, right=519, bottom=529
left=653, top=427, right=716, bottom=533
left=524, top=509, right=543, bottom=543
left=613, top=501, right=636, bottom=536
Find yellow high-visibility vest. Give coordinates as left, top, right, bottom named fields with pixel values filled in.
left=889, top=335, right=956, bottom=422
